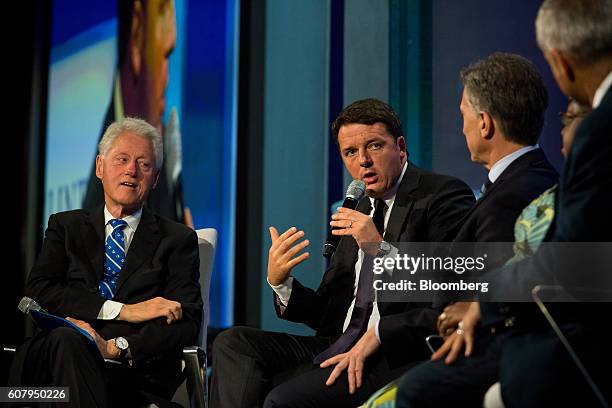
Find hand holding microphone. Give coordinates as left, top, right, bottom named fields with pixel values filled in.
left=323, top=180, right=366, bottom=258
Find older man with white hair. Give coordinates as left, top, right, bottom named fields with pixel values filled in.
left=8, top=117, right=202, bottom=407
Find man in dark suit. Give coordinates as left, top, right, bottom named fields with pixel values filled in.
left=210, top=98, right=475, bottom=407
left=9, top=117, right=202, bottom=407
left=396, top=53, right=559, bottom=407
left=435, top=53, right=559, bottom=337
left=481, top=1, right=611, bottom=405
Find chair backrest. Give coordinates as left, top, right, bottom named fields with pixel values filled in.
left=196, top=228, right=217, bottom=350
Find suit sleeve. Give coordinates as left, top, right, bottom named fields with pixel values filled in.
left=26, top=214, right=106, bottom=319
left=424, top=178, right=475, bottom=242
left=378, top=177, right=474, bottom=366
left=125, top=229, right=202, bottom=366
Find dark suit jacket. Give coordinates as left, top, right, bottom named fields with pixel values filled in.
left=454, top=148, right=558, bottom=245
left=483, top=87, right=612, bottom=327
left=453, top=148, right=559, bottom=324
left=276, top=162, right=475, bottom=367
left=21, top=206, right=202, bottom=390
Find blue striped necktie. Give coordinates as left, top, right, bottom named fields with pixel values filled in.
left=99, top=219, right=128, bottom=299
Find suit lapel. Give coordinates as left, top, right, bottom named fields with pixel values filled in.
left=384, top=162, right=420, bottom=242
left=115, top=207, right=161, bottom=294
left=83, top=206, right=106, bottom=280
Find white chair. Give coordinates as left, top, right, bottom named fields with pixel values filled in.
left=174, top=228, right=217, bottom=408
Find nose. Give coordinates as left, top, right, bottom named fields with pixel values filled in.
left=124, top=159, right=138, bottom=176
left=359, top=148, right=372, bottom=167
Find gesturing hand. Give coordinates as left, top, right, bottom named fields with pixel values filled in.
left=119, top=296, right=182, bottom=324
left=267, top=226, right=310, bottom=286
left=320, top=328, right=380, bottom=394
left=330, top=207, right=383, bottom=256
left=431, top=301, right=481, bottom=364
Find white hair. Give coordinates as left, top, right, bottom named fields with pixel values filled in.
left=98, top=117, right=163, bottom=169
left=536, top=0, right=612, bottom=63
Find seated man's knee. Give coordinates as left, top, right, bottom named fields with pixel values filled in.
left=213, top=326, right=260, bottom=358
left=396, top=371, right=426, bottom=408
left=47, top=327, right=89, bottom=348
left=263, top=384, right=293, bottom=408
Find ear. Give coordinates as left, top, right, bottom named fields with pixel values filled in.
left=397, top=135, right=408, bottom=160
left=129, top=0, right=145, bottom=77
left=479, top=111, right=495, bottom=140
left=549, top=48, right=576, bottom=83
left=95, top=155, right=104, bottom=180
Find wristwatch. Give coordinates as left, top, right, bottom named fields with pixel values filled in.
left=113, top=336, right=129, bottom=358
left=376, top=241, right=392, bottom=258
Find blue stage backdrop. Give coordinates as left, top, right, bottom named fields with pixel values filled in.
left=44, top=0, right=239, bottom=327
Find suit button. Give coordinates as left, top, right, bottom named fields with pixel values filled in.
left=504, top=317, right=515, bottom=328
left=490, top=326, right=497, bottom=334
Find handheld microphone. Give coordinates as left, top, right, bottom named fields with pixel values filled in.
left=17, top=296, right=45, bottom=314
left=323, top=179, right=366, bottom=258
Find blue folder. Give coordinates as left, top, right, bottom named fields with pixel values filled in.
left=30, top=309, right=96, bottom=344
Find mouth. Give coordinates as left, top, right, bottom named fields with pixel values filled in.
left=361, top=171, right=378, bottom=185
left=120, top=182, right=137, bottom=189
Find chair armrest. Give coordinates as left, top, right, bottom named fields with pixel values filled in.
left=183, top=346, right=208, bottom=408
left=532, top=285, right=610, bottom=407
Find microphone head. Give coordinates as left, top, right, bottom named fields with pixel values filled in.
left=17, top=296, right=41, bottom=314
left=346, top=179, right=366, bottom=200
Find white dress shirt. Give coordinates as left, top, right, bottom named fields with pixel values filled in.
left=593, top=70, right=612, bottom=109
left=487, top=145, right=539, bottom=184
left=96, top=206, right=143, bottom=320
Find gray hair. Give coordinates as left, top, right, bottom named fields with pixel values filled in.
left=99, top=117, right=163, bottom=170
left=460, top=52, right=548, bottom=146
left=536, top=0, right=612, bottom=64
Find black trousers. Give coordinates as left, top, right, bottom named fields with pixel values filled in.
left=210, top=326, right=418, bottom=408
left=396, top=324, right=611, bottom=408
left=8, top=327, right=179, bottom=408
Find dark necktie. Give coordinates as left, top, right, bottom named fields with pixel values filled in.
left=480, top=178, right=493, bottom=195
left=99, top=219, right=128, bottom=299
left=314, top=199, right=388, bottom=363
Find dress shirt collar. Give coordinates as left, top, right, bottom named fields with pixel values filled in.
left=488, top=145, right=539, bottom=184
left=104, top=206, right=143, bottom=234
left=593, top=70, right=612, bottom=109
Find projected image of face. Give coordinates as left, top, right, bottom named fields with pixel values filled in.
left=122, top=0, right=177, bottom=132
left=337, top=122, right=407, bottom=199
left=142, top=0, right=176, bottom=130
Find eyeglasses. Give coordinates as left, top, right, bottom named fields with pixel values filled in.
left=558, top=111, right=587, bottom=127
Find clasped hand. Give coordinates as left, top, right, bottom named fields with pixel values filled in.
left=119, top=296, right=183, bottom=324
left=431, top=301, right=481, bottom=364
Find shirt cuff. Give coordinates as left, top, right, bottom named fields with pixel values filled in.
left=97, top=300, right=124, bottom=320
left=374, top=321, right=382, bottom=343
left=267, top=276, right=293, bottom=306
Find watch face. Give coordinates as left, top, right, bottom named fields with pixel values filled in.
left=380, top=241, right=391, bottom=252
left=115, top=337, right=129, bottom=350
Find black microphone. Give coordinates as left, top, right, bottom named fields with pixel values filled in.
left=323, top=179, right=366, bottom=258
left=17, top=296, right=46, bottom=314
